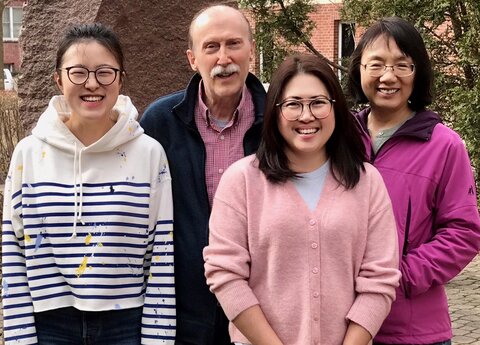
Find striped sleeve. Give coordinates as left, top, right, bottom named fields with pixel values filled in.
left=2, top=155, right=38, bottom=345
left=141, top=156, right=176, bottom=344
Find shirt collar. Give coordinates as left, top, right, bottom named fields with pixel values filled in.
left=197, top=80, right=249, bottom=128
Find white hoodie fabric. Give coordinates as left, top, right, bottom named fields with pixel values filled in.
left=2, top=95, right=175, bottom=344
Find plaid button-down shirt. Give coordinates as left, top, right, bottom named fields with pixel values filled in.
left=195, top=83, right=255, bottom=206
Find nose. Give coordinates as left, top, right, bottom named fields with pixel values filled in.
left=298, top=104, right=315, bottom=121
left=217, top=46, right=231, bottom=66
left=84, top=71, right=100, bottom=89
left=380, top=66, right=397, bottom=80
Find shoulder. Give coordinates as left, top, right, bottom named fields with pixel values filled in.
left=431, top=122, right=464, bottom=146
left=142, top=90, right=185, bottom=120
left=216, top=155, right=262, bottom=195
left=10, top=135, right=41, bottom=158
left=222, top=154, right=260, bottom=180
left=357, top=163, right=389, bottom=195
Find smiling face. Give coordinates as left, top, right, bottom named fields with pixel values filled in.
left=360, top=35, right=415, bottom=119
left=278, top=73, right=335, bottom=171
left=186, top=6, right=254, bottom=106
left=55, top=40, right=122, bottom=124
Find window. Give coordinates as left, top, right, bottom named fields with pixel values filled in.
left=3, top=7, right=23, bottom=41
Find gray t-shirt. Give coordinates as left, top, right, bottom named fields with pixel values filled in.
left=292, top=160, right=330, bottom=211
left=370, top=112, right=416, bottom=154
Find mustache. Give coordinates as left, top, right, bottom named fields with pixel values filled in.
left=210, top=64, right=240, bottom=78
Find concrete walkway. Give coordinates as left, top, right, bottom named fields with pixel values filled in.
left=447, top=255, right=480, bottom=344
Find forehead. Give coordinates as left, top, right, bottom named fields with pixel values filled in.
left=283, top=73, right=329, bottom=97
left=190, top=8, right=250, bottom=45
left=62, top=41, right=118, bottom=65
left=362, top=35, right=410, bottom=60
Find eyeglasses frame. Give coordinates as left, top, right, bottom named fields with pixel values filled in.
left=276, top=97, right=336, bottom=122
left=57, top=66, right=122, bottom=86
left=361, top=63, right=415, bottom=78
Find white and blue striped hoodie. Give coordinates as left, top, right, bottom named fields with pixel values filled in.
left=2, top=95, right=175, bottom=344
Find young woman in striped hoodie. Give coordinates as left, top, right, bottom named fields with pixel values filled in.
left=2, top=23, right=175, bottom=344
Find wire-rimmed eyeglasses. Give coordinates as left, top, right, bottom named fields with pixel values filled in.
left=57, top=66, right=122, bottom=86
left=361, top=63, right=415, bottom=77
left=276, top=97, right=335, bottom=121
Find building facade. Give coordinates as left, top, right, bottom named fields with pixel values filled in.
left=3, top=0, right=24, bottom=71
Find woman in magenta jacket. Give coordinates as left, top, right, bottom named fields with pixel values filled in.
left=348, top=16, right=480, bottom=345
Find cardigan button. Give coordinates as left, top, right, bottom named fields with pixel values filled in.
left=311, top=242, right=318, bottom=249
left=309, top=219, right=316, bottom=226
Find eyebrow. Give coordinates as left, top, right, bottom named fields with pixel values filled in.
left=283, top=95, right=330, bottom=100
left=364, top=54, right=411, bottom=61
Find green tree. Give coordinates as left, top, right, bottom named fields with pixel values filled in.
left=239, top=0, right=345, bottom=82
left=342, top=0, right=480, bottom=197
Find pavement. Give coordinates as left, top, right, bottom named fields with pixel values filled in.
left=447, top=255, right=480, bottom=344
left=0, top=255, right=478, bottom=344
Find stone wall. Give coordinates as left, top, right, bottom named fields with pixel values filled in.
left=19, top=0, right=217, bottom=130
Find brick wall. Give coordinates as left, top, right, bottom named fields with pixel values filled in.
left=309, top=3, right=343, bottom=63
left=3, top=42, right=21, bottom=70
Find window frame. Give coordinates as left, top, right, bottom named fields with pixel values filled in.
left=3, top=6, right=23, bottom=42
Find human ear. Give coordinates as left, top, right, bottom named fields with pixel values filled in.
left=186, top=49, right=197, bottom=72
left=54, top=71, right=64, bottom=93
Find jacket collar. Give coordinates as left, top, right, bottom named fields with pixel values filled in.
left=356, top=107, right=442, bottom=141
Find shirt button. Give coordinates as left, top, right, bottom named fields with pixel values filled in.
left=218, top=168, right=224, bottom=174
left=311, top=242, right=318, bottom=249
left=220, top=135, right=225, bottom=140
left=313, top=315, right=319, bottom=321
left=313, top=292, right=319, bottom=298
left=309, top=219, right=316, bottom=226
left=312, top=267, right=319, bottom=274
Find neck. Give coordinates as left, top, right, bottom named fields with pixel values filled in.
left=65, top=114, right=115, bottom=146
left=204, top=91, right=242, bottom=122
left=368, top=105, right=412, bottom=134
left=287, top=149, right=328, bottom=174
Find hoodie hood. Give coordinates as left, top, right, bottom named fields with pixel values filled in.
left=32, top=94, right=143, bottom=152
left=31, top=95, right=143, bottom=239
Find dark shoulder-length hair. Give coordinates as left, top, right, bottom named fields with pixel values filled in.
left=347, top=16, right=433, bottom=111
left=257, top=53, right=366, bottom=189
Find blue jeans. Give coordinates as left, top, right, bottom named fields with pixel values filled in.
left=34, top=306, right=142, bottom=345
left=374, top=341, right=451, bottom=345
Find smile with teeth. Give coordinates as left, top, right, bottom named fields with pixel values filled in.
left=216, top=72, right=235, bottom=78
left=378, top=88, right=398, bottom=94
left=296, top=128, right=319, bottom=135
left=81, top=95, right=104, bottom=102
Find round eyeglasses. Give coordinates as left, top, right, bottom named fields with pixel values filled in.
left=58, top=66, right=122, bottom=86
left=361, top=63, right=415, bottom=77
left=276, top=97, right=335, bottom=121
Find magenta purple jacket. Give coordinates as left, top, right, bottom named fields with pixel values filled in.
left=355, top=108, right=480, bottom=344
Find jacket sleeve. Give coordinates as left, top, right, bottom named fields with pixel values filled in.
left=2, top=148, right=38, bottom=345
left=141, top=147, right=175, bottom=344
left=401, top=136, right=480, bottom=297
left=346, top=166, right=400, bottom=337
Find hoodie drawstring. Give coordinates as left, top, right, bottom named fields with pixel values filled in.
left=70, top=142, right=85, bottom=240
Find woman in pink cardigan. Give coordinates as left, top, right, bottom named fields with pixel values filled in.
left=203, top=54, right=401, bottom=345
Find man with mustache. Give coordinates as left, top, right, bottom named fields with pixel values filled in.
left=140, top=4, right=266, bottom=345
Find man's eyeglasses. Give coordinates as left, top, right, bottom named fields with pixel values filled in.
left=58, top=66, right=122, bottom=86
left=276, top=97, right=335, bottom=121
left=361, top=63, right=415, bottom=77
